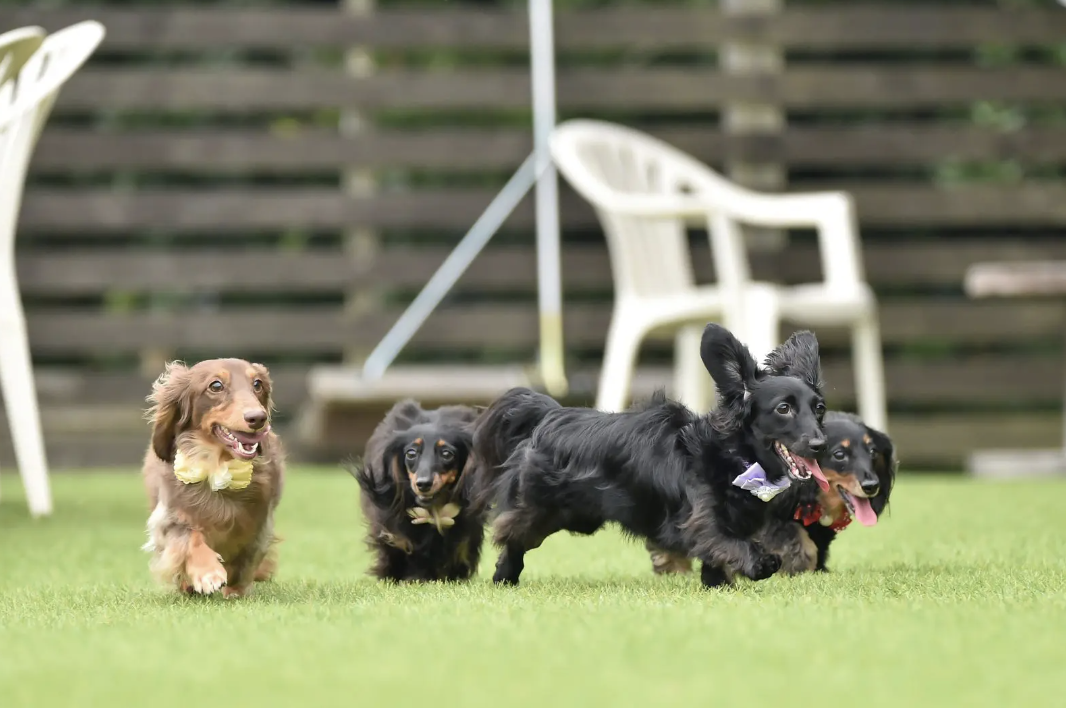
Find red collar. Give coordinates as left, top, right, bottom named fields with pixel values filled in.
left=794, top=503, right=822, bottom=526
left=793, top=503, right=852, bottom=532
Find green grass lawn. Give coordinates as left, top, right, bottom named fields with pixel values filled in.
left=1, top=470, right=1064, bottom=707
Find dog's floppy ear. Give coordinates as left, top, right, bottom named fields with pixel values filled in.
left=700, top=323, right=760, bottom=402
left=763, top=329, right=824, bottom=394
left=381, top=399, right=426, bottom=433
left=865, top=424, right=897, bottom=516
left=145, top=361, right=193, bottom=462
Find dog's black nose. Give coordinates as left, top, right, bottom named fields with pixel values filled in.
left=415, top=479, right=433, bottom=493
left=244, top=409, right=268, bottom=429
left=861, top=478, right=880, bottom=497
left=808, top=438, right=826, bottom=455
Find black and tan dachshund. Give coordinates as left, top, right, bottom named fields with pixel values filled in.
left=648, top=410, right=896, bottom=576
left=349, top=400, right=484, bottom=582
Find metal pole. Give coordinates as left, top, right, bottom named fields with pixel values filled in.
left=530, top=0, right=568, bottom=397
left=361, top=153, right=544, bottom=381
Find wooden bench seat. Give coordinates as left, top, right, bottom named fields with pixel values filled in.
left=296, top=363, right=680, bottom=455
left=965, top=260, right=1066, bottom=298
left=964, top=260, right=1066, bottom=478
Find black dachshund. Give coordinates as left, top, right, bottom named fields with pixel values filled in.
left=471, top=323, right=829, bottom=588
left=648, top=410, right=896, bottom=576
left=349, top=400, right=484, bottom=582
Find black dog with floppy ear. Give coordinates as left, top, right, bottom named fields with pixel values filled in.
left=471, top=322, right=831, bottom=589
left=348, top=399, right=485, bottom=583
left=763, top=330, right=824, bottom=395
left=864, top=421, right=897, bottom=518
left=700, top=323, right=763, bottom=436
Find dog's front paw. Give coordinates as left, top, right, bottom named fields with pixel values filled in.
left=748, top=553, right=782, bottom=581
left=188, top=559, right=227, bottom=595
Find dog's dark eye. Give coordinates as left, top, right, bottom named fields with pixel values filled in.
left=208, top=380, right=224, bottom=393
left=252, top=378, right=262, bottom=392
left=405, top=448, right=418, bottom=461
left=440, top=449, right=454, bottom=463
left=775, top=402, right=792, bottom=415
left=832, top=449, right=847, bottom=461
left=815, top=402, right=826, bottom=416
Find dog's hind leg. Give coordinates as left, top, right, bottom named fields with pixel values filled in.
left=712, top=536, right=781, bottom=581
left=699, top=561, right=732, bottom=588
left=493, top=541, right=528, bottom=585
left=646, top=540, right=694, bottom=575
left=757, top=520, right=817, bottom=575
left=490, top=509, right=556, bottom=586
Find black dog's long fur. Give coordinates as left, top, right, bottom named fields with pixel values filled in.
left=471, top=323, right=829, bottom=588
left=349, top=400, right=485, bottom=582
left=649, top=410, right=897, bottom=576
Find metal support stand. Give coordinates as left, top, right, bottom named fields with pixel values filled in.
left=360, top=0, right=567, bottom=395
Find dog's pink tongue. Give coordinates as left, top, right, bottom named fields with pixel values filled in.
left=853, top=496, right=877, bottom=526
left=805, top=458, right=830, bottom=491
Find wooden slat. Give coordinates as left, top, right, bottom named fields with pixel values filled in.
left=0, top=433, right=150, bottom=470
left=54, top=67, right=1066, bottom=113
left=32, top=126, right=1066, bottom=175
left=27, top=366, right=311, bottom=412
left=31, top=128, right=546, bottom=173
left=13, top=299, right=1065, bottom=355
left=14, top=354, right=1064, bottom=412
left=20, top=240, right=1066, bottom=296
left=965, top=262, right=1066, bottom=299
left=56, top=68, right=731, bottom=112
left=16, top=187, right=594, bottom=232
left=885, top=414, right=1059, bottom=469
left=18, top=183, right=1066, bottom=233
left=2, top=7, right=1063, bottom=51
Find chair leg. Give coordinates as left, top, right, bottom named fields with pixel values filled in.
left=0, top=277, right=52, bottom=516
left=596, top=313, right=645, bottom=413
left=673, top=325, right=714, bottom=413
left=741, top=287, right=780, bottom=363
left=851, top=313, right=888, bottom=434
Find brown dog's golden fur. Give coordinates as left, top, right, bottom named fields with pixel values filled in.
left=142, top=359, right=285, bottom=598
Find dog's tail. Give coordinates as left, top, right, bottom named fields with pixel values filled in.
left=468, top=386, right=560, bottom=509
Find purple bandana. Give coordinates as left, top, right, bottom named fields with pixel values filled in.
left=732, top=462, right=791, bottom=502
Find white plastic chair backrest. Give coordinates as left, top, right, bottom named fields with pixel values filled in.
left=0, top=27, right=45, bottom=87
left=0, top=21, right=105, bottom=263
left=552, top=119, right=754, bottom=300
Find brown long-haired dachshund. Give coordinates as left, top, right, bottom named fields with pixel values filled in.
left=141, top=359, right=285, bottom=598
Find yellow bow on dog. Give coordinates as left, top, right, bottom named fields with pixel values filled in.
left=407, top=503, right=461, bottom=535
left=173, top=451, right=254, bottom=491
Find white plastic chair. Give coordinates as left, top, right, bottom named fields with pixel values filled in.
left=0, top=21, right=106, bottom=516
left=550, top=119, right=887, bottom=432
left=0, top=27, right=44, bottom=86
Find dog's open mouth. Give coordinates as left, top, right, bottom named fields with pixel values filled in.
left=837, top=486, right=877, bottom=527
left=773, top=441, right=830, bottom=490
left=213, top=424, right=269, bottom=460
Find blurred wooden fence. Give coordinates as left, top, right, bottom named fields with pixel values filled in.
left=1, top=1, right=1065, bottom=468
